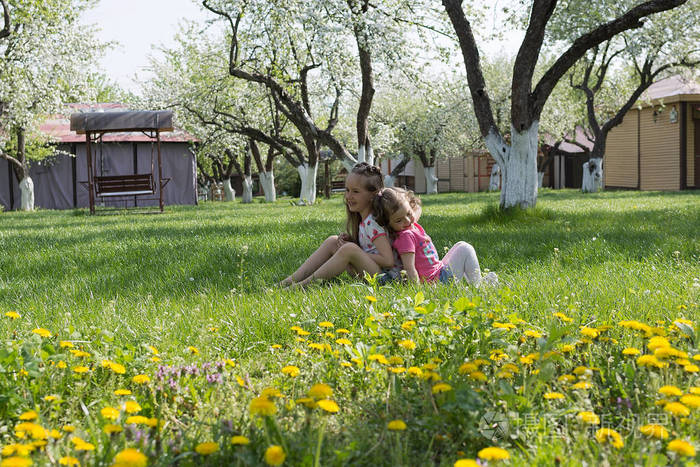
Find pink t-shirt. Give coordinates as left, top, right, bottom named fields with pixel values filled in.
left=392, top=222, right=443, bottom=282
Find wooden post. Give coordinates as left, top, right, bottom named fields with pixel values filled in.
left=86, top=133, right=95, bottom=214
left=324, top=160, right=331, bottom=199
left=157, top=130, right=164, bottom=212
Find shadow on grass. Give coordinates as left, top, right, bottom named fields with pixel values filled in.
left=0, top=191, right=698, bottom=304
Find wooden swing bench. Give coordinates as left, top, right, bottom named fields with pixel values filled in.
left=95, top=174, right=155, bottom=197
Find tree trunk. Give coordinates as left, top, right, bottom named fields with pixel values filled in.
left=13, top=128, right=34, bottom=211
left=296, top=161, right=318, bottom=205
left=384, top=175, right=395, bottom=188
left=489, top=164, right=501, bottom=191
left=242, top=175, right=253, bottom=203
left=487, top=123, right=539, bottom=209
left=537, top=172, right=545, bottom=188
left=357, top=143, right=375, bottom=166
left=223, top=178, right=235, bottom=201
left=423, top=166, right=438, bottom=194
left=259, top=171, right=276, bottom=202
left=581, top=157, right=604, bottom=193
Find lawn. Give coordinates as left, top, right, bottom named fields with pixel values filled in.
left=0, top=189, right=698, bottom=466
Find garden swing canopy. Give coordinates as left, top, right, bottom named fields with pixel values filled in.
left=69, top=110, right=175, bottom=214
left=70, top=110, right=173, bottom=134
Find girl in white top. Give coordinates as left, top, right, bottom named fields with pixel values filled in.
left=278, top=163, right=401, bottom=288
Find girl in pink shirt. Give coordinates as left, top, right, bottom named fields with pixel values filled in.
left=373, top=187, right=496, bottom=286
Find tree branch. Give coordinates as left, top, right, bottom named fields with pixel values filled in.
left=532, top=0, right=688, bottom=118
left=0, top=0, right=9, bottom=39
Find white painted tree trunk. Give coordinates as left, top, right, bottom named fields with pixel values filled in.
left=19, top=176, right=34, bottom=211
left=581, top=157, right=604, bottom=193
left=485, top=123, right=539, bottom=209
left=356, top=144, right=375, bottom=166
left=241, top=175, right=253, bottom=203
left=384, top=174, right=396, bottom=188
left=489, top=164, right=501, bottom=191
left=423, top=166, right=438, bottom=194
left=259, top=171, right=276, bottom=202
left=537, top=172, right=545, bottom=188
left=223, top=178, right=235, bottom=201
left=296, top=162, right=318, bottom=205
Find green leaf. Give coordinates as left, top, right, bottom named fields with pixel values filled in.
left=414, top=291, right=425, bottom=306
left=454, top=297, right=470, bottom=312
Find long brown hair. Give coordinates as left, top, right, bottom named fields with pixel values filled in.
left=372, top=187, right=421, bottom=235
left=345, top=162, right=383, bottom=243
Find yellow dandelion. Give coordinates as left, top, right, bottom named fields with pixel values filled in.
left=493, top=322, right=516, bottom=331
left=368, top=354, right=389, bottom=365
left=187, top=346, right=199, bottom=355
left=195, top=442, right=219, bottom=455
left=108, top=362, right=126, bottom=374
left=318, top=321, right=334, bottom=328
left=454, top=460, right=480, bottom=467
left=553, top=312, right=573, bottom=322
left=407, top=366, right=423, bottom=377
left=477, top=446, right=510, bottom=461
left=432, top=382, right=452, bottom=394
left=572, top=381, right=592, bottom=390
left=72, top=366, right=89, bottom=374
left=365, top=295, right=377, bottom=302
left=124, top=416, right=150, bottom=425
left=74, top=441, right=95, bottom=451
left=114, top=389, right=132, bottom=396
left=684, top=364, right=699, bottom=373
left=62, top=425, right=75, bottom=433
left=249, top=397, right=276, bottom=417
left=680, top=394, right=700, bottom=408
left=335, top=338, right=352, bottom=346
left=32, top=328, right=51, bottom=338
left=231, top=435, right=250, bottom=445
left=579, top=326, right=599, bottom=338
left=577, top=411, right=600, bottom=424
left=387, top=420, right=407, bottom=431
left=18, top=410, right=38, bottom=421
left=112, top=448, right=148, bottom=467
left=543, top=392, right=565, bottom=400
left=398, top=339, right=416, bottom=350
left=648, top=336, right=671, bottom=351
left=659, top=385, right=683, bottom=397
left=667, top=439, right=695, bottom=457
left=132, top=374, right=150, bottom=384
left=123, top=401, right=141, bottom=414
left=560, top=344, right=576, bottom=353
left=524, top=330, right=542, bottom=338
left=664, top=402, right=690, bottom=417
left=264, top=445, right=286, bottom=466
left=100, top=407, right=120, bottom=421
left=270, top=344, right=282, bottom=350
left=468, top=371, right=487, bottom=382
left=622, top=347, right=640, bottom=356
left=59, top=456, right=79, bottom=466
left=56, top=361, right=67, bottom=369
left=639, top=424, right=668, bottom=439
left=1, top=458, right=33, bottom=467
left=595, top=428, right=624, bottom=449
left=5, top=311, right=20, bottom=319
left=43, top=395, right=57, bottom=402
left=59, top=341, right=74, bottom=348
left=281, top=365, right=300, bottom=377
left=308, top=383, right=333, bottom=400
left=71, top=350, right=91, bottom=358
left=103, top=424, right=123, bottom=435
left=317, top=399, right=340, bottom=413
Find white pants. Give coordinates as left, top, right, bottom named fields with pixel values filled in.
left=442, top=241, right=481, bottom=285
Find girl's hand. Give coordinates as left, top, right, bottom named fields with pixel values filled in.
left=399, top=252, right=420, bottom=282
left=337, top=233, right=350, bottom=249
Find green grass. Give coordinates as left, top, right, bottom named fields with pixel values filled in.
left=0, top=189, right=699, bottom=466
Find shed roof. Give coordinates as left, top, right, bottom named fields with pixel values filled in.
left=40, top=103, right=195, bottom=143
left=640, top=75, right=700, bottom=104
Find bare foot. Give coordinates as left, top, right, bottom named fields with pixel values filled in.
left=276, top=276, right=294, bottom=288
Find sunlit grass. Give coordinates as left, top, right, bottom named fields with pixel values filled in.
left=0, top=189, right=698, bottom=465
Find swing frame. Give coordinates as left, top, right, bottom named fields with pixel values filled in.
left=70, top=110, right=174, bottom=214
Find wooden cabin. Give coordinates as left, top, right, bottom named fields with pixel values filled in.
left=605, top=75, right=699, bottom=190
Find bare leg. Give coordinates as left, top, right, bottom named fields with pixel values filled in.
left=278, top=235, right=341, bottom=287
left=294, top=243, right=381, bottom=287
left=442, top=241, right=482, bottom=285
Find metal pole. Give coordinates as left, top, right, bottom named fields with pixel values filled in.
left=157, top=130, right=164, bottom=212
left=86, top=133, right=95, bottom=214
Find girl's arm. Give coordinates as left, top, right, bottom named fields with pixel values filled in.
left=369, top=235, right=397, bottom=269
left=412, top=204, right=422, bottom=223
left=399, top=252, right=419, bottom=282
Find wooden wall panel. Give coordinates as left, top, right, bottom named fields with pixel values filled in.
left=640, top=107, right=680, bottom=190
left=605, top=110, right=638, bottom=188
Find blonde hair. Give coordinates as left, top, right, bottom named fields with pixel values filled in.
left=372, top=187, right=421, bottom=235
left=345, top=162, right=384, bottom=243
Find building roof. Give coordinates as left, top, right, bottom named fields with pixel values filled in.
left=40, top=103, right=195, bottom=143
left=640, top=75, right=700, bottom=104
left=543, top=126, right=594, bottom=153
